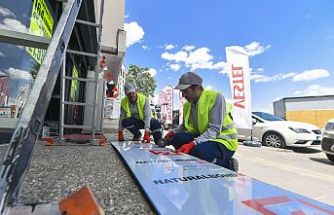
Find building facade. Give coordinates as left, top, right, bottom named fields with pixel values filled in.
left=0, top=0, right=125, bottom=142
left=273, top=95, right=334, bottom=128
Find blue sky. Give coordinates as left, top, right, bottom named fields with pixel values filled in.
left=123, top=0, right=334, bottom=112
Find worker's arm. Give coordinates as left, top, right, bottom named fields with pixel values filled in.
left=173, top=122, right=185, bottom=133
left=118, top=107, right=126, bottom=131
left=143, top=98, right=151, bottom=130
left=194, top=93, right=226, bottom=144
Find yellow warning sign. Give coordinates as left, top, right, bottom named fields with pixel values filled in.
left=70, top=66, right=79, bottom=101
left=26, top=0, right=54, bottom=64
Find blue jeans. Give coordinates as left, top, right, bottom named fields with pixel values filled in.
left=122, top=117, right=162, bottom=143
left=170, top=132, right=235, bottom=169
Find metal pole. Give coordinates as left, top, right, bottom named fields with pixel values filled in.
left=90, top=0, right=105, bottom=142
left=100, top=78, right=106, bottom=133
left=60, top=51, right=66, bottom=140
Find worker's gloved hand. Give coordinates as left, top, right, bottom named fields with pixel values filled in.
left=164, top=130, right=176, bottom=140
left=176, top=141, right=196, bottom=154
left=142, top=130, right=151, bottom=143
left=118, top=130, right=125, bottom=141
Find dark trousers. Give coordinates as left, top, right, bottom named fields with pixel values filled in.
left=122, top=117, right=162, bottom=143
left=170, top=132, right=235, bottom=169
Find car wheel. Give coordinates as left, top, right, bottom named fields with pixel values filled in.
left=326, top=154, right=334, bottom=163
left=263, top=132, right=286, bottom=148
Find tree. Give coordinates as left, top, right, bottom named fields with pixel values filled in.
left=30, top=62, right=40, bottom=80
left=126, top=64, right=156, bottom=97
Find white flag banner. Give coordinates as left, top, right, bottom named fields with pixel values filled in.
left=159, top=86, right=173, bottom=125
left=225, top=46, right=252, bottom=129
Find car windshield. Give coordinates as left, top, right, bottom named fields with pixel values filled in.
left=253, top=112, right=285, bottom=121
left=325, top=122, right=334, bottom=131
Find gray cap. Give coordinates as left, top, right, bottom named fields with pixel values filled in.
left=124, top=81, right=136, bottom=94
left=174, top=72, right=203, bottom=90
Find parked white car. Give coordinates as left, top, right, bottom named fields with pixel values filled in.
left=238, top=112, right=322, bottom=148
left=321, top=119, right=334, bottom=162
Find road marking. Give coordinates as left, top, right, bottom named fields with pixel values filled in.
left=240, top=156, right=334, bottom=183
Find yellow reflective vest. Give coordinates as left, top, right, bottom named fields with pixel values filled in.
left=183, top=90, right=238, bottom=151
left=121, top=93, right=147, bottom=120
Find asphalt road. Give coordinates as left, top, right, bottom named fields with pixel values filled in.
left=234, top=144, right=334, bottom=206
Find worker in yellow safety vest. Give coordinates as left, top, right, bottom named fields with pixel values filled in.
left=162, top=72, right=239, bottom=171
left=118, top=81, right=162, bottom=143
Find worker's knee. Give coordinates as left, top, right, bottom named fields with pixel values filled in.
left=190, top=142, right=219, bottom=163
left=122, top=117, right=136, bottom=128
left=150, top=118, right=161, bottom=129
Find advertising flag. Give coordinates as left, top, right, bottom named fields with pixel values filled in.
left=225, top=46, right=252, bottom=129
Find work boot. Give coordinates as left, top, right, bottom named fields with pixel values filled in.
left=229, top=158, right=239, bottom=172
left=132, top=132, right=142, bottom=141
left=157, top=138, right=170, bottom=147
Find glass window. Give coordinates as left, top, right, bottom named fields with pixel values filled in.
left=253, top=112, right=285, bottom=121
left=1, top=1, right=57, bottom=64
left=0, top=43, right=36, bottom=115
left=0, top=42, right=38, bottom=143
left=325, top=122, right=334, bottom=131
left=0, top=1, right=56, bottom=37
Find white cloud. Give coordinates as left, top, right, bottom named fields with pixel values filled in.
left=6, top=67, right=32, bottom=80
left=161, top=51, right=188, bottom=62
left=292, top=69, right=330, bottom=82
left=0, top=18, right=28, bottom=33
left=124, top=22, right=144, bottom=47
left=164, top=44, right=176, bottom=50
left=167, top=76, right=172, bottom=80
left=124, top=14, right=129, bottom=18
left=251, top=71, right=296, bottom=83
left=141, top=45, right=149, bottom=51
left=205, top=85, right=212, bottom=90
left=0, top=7, right=16, bottom=17
left=250, top=67, right=330, bottom=83
left=186, top=47, right=213, bottom=65
left=218, top=70, right=228, bottom=75
left=294, top=84, right=334, bottom=96
left=182, top=45, right=196, bottom=51
left=169, top=64, right=181, bottom=71
left=161, top=46, right=226, bottom=73
left=191, top=60, right=226, bottom=71
left=147, top=68, right=157, bottom=77
left=0, top=51, right=4, bottom=57
left=244, top=41, right=270, bottom=57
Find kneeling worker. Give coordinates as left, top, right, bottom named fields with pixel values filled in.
left=162, top=72, right=238, bottom=171
left=118, top=81, right=162, bottom=143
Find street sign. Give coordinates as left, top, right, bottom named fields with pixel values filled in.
left=111, top=141, right=334, bottom=215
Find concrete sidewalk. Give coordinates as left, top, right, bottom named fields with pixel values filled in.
left=0, top=118, right=154, bottom=214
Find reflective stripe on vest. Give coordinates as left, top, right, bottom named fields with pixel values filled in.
left=121, top=93, right=146, bottom=120
left=183, top=90, right=238, bottom=151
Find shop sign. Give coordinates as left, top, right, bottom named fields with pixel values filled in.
left=26, top=0, right=54, bottom=64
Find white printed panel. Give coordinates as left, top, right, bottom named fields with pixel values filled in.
left=111, top=141, right=334, bottom=215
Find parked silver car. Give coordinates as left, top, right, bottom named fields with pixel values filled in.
left=238, top=112, right=322, bottom=148
left=321, top=119, right=334, bottom=163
